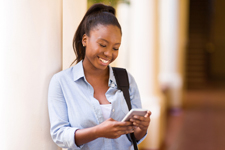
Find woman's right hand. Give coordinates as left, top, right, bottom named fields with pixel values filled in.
left=96, top=118, right=135, bottom=139
left=75, top=118, right=134, bottom=146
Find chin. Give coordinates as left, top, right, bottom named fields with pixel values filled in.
left=96, top=65, right=109, bottom=71
left=93, top=62, right=109, bottom=71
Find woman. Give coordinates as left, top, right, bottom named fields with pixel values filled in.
left=48, top=3, right=151, bottom=150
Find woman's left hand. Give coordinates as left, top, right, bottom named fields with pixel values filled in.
left=129, top=110, right=151, bottom=140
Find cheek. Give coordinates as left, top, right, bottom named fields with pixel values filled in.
left=85, top=39, right=98, bottom=55
left=112, top=51, right=119, bottom=61
left=85, top=47, right=91, bottom=57
left=85, top=45, right=97, bottom=57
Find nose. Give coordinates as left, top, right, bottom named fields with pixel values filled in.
left=103, top=49, right=112, bottom=58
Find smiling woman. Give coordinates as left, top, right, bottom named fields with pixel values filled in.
left=82, top=24, right=121, bottom=70
left=71, top=3, right=122, bottom=65
left=48, top=3, right=151, bottom=150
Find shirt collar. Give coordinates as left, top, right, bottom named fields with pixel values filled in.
left=108, top=66, right=117, bottom=88
left=72, top=61, right=117, bottom=88
left=72, top=61, right=85, bottom=82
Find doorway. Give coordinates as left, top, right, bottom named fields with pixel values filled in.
left=185, top=0, right=225, bottom=89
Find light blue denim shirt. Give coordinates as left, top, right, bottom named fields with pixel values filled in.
left=48, top=61, right=146, bottom=150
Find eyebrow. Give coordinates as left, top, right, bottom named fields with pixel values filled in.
left=98, top=38, right=121, bottom=45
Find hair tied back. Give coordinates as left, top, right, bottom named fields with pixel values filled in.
left=85, top=3, right=115, bottom=17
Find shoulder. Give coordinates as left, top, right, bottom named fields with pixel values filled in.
left=126, top=70, right=135, bottom=84
left=50, top=67, right=74, bottom=85
left=112, top=67, right=137, bottom=86
left=126, top=70, right=140, bottom=92
left=50, top=61, right=84, bottom=85
left=54, top=67, right=73, bottom=79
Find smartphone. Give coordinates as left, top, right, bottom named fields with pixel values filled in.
left=121, top=109, right=148, bottom=122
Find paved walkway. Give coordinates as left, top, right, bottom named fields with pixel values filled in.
left=163, top=84, right=225, bottom=150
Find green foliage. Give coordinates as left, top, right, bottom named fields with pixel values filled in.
left=88, top=0, right=130, bottom=8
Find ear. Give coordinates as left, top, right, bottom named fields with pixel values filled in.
left=82, top=34, right=88, bottom=47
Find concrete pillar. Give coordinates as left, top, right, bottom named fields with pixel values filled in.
left=158, top=0, right=188, bottom=110
left=62, top=1, right=87, bottom=149
left=62, top=0, right=87, bottom=70
left=129, top=0, right=165, bottom=149
left=0, top=0, right=62, bottom=150
left=158, top=0, right=181, bottom=109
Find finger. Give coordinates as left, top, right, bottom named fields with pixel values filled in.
left=120, top=129, right=134, bottom=135
left=116, top=127, right=134, bottom=136
left=132, top=115, right=151, bottom=123
left=130, top=118, right=141, bottom=124
left=124, top=121, right=133, bottom=126
left=132, top=115, right=147, bottom=123
left=117, top=121, right=133, bottom=126
left=132, top=120, right=148, bottom=126
left=137, top=124, right=148, bottom=130
left=133, top=119, right=149, bottom=127
left=127, top=129, right=134, bottom=134
left=118, top=124, right=134, bottom=129
left=119, top=124, right=135, bottom=131
left=145, top=111, right=151, bottom=117
left=125, top=128, right=135, bottom=134
left=131, top=118, right=150, bottom=127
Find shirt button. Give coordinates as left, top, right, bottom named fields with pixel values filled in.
left=112, top=109, right=115, bottom=112
left=111, top=83, right=115, bottom=88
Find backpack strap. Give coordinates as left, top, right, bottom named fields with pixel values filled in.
left=112, top=68, right=131, bottom=110
left=112, top=67, right=138, bottom=150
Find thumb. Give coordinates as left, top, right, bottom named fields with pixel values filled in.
left=107, top=118, right=115, bottom=121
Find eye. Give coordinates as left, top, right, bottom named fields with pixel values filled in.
left=100, top=44, right=106, bottom=47
left=113, top=48, right=119, bottom=51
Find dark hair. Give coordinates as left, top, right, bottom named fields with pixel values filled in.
left=71, top=3, right=122, bottom=65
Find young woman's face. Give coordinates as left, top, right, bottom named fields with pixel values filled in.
left=82, top=24, right=121, bottom=71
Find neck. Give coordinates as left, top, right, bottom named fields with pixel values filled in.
left=82, top=61, right=109, bottom=80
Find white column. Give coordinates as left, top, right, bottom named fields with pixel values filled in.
left=129, top=0, right=165, bottom=149
left=62, top=0, right=87, bottom=70
left=129, top=0, right=156, bottom=97
left=158, top=0, right=184, bottom=109
left=114, top=2, right=131, bottom=68
left=62, top=1, right=87, bottom=150
left=0, top=0, right=62, bottom=150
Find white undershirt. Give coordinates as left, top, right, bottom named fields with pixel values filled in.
left=100, top=104, right=112, bottom=121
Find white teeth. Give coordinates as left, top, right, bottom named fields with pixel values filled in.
left=99, top=58, right=109, bottom=64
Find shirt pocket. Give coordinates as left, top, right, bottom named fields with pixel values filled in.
left=111, top=90, right=130, bottom=121
left=118, top=90, right=130, bottom=116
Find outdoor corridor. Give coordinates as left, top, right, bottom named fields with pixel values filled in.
left=161, top=83, right=225, bottom=150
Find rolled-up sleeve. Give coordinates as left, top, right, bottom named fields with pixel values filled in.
left=48, top=75, right=82, bottom=149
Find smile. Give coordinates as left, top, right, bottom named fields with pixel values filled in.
left=99, top=57, right=109, bottom=64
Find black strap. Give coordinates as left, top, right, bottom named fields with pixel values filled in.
left=112, top=67, right=138, bottom=150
